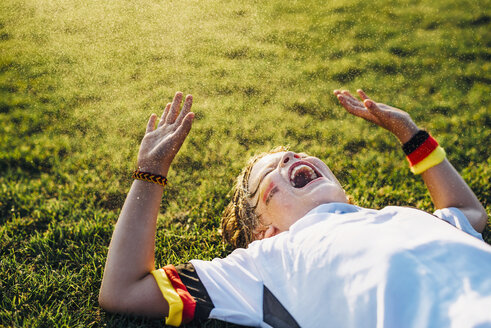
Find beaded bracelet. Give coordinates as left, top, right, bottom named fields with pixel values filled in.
left=132, top=170, right=168, bottom=187
left=402, top=130, right=446, bottom=174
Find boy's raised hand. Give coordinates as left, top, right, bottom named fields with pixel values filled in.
left=137, top=92, right=195, bottom=177
left=333, top=89, right=487, bottom=231
left=334, top=89, right=419, bottom=144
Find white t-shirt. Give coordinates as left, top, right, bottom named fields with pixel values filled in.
left=190, top=203, right=491, bottom=327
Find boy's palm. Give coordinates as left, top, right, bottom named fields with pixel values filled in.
left=334, top=89, right=419, bottom=143
left=137, top=92, right=195, bottom=177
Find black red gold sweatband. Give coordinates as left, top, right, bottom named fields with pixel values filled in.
left=406, top=135, right=438, bottom=166
left=132, top=170, right=168, bottom=186
left=403, top=130, right=446, bottom=174
left=409, top=146, right=446, bottom=174
left=402, top=130, right=430, bottom=155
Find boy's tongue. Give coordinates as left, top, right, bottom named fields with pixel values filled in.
left=291, top=165, right=318, bottom=188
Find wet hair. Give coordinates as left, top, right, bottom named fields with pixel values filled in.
left=221, top=146, right=287, bottom=249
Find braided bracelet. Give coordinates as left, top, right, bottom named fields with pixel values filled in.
left=132, top=170, right=168, bottom=187
left=402, top=130, right=446, bottom=174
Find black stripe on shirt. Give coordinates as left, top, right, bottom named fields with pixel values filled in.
left=263, top=285, right=300, bottom=328
left=175, top=262, right=215, bottom=322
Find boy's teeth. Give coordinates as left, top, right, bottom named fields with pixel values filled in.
left=290, top=165, right=319, bottom=188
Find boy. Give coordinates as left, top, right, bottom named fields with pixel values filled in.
left=99, top=90, right=491, bottom=327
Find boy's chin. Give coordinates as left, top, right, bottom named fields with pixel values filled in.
left=299, top=182, right=346, bottom=203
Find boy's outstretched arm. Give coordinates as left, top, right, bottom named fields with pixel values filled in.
left=99, top=92, right=195, bottom=317
left=334, top=89, right=487, bottom=232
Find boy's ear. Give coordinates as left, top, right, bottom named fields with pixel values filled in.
left=263, top=225, right=280, bottom=239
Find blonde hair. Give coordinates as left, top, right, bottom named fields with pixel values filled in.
left=221, top=146, right=287, bottom=249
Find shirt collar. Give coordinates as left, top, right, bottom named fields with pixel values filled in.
left=289, top=202, right=363, bottom=233
left=305, top=202, right=362, bottom=216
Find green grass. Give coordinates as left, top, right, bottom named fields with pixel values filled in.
left=1, top=0, right=490, bottom=326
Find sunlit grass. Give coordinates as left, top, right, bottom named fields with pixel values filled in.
left=1, top=0, right=490, bottom=326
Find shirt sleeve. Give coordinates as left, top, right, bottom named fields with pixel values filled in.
left=190, top=247, right=264, bottom=326
left=151, top=247, right=264, bottom=327
left=433, top=207, right=484, bottom=240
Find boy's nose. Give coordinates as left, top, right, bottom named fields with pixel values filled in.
left=280, top=152, right=299, bottom=166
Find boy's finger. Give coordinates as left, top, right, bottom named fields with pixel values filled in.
left=357, top=89, right=370, bottom=101
left=337, top=95, right=370, bottom=119
left=159, top=103, right=171, bottom=127
left=174, top=112, right=195, bottom=141
left=166, top=92, right=183, bottom=124
left=364, top=99, right=380, bottom=114
left=175, top=95, right=193, bottom=126
left=341, top=90, right=358, bottom=101
left=337, top=94, right=355, bottom=108
left=338, top=93, right=364, bottom=109
left=146, top=114, right=158, bottom=133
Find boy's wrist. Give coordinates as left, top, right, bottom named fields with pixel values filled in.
left=394, top=122, right=420, bottom=144
left=133, top=170, right=168, bottom=187
left=132, top=178, right=165, bottom=192
left=136, top=161, right=170, bottom=178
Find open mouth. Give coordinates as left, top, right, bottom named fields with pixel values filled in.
left=289, top=162, right=322, bottom=188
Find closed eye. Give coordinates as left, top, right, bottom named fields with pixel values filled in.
left=249, top=167, right=276, bottom=207
left=249, top=156, right=281, bottom=206
left=254, top=162, right=278, bottom=194
left=263, top=167, right=274, bottom=179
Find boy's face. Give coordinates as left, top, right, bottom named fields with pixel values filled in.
left=248, top=151, right=348, bottom=238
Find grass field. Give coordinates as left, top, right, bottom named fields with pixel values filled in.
left=0, top=0, right=490, bottom=326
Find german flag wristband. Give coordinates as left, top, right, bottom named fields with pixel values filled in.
left=402, top=130, right=446, bottom=174
left=132, top=170, right=168, bottom=187
left=409, top=146, right=446, bottom=174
